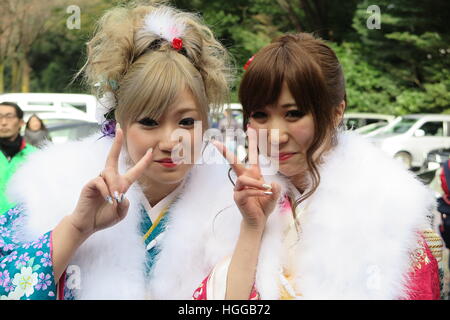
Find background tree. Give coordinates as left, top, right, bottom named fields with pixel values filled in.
left=352, top=0, right=450, bottom=114
left=1, top=0, right=448, bottom=115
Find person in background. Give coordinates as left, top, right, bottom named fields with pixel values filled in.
left=24, top=114, right=52, bottom=148
left=0, top=102, right=36, bottom=215
left=433, top=160, right=450, bottom=298
left=218, top=108, right=239, bottom=134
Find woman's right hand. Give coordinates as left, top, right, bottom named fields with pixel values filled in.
left=212, top=128, right=281, bottom=231
left=68, top=126, right=153, bottom=237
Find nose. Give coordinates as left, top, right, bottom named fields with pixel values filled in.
left=267, top=120, right=289, bottom=147
left=157, top=127, right=182, bottom=153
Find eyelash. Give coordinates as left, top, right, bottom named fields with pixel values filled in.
left=138, top=118, right=158, bottom=127
left=286, top=110, right=305, bottom=119
left=179, top=118, right=195, bottom=126
left=250, top=110, right=305, bottom=120
left=250, top=112, right=267, bottom=119
left=137, top=117, right=196, bottom=127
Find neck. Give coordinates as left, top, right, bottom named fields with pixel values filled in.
left=290, top=170, right=309, bottom=194
left=289, top=139, right=334, bottom=194
left=2, top=133, right=19, bottom=142
left=142, top=178, right=182, bottom=207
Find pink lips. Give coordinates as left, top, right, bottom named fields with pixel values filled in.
left=278, top=152, right=296, bottom=161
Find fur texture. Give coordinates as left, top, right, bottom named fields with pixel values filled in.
left=6, top=131, right=434, bottom=299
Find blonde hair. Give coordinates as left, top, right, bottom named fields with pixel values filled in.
left=80, top=2, right=232, bottom=126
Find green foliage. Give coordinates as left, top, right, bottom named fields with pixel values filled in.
left=6, top=0, right=447, bottom=115
left=351, top=0, right=450, bottom=114
left=331, top=42, right=401, bottom=114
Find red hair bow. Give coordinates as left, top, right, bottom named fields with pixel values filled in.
left=243, top=55, right=255, bottom=70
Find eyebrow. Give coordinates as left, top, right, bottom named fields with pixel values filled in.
left=281, top=103, right=297, bottom=108
left=175, top=107, right=198, bottom=115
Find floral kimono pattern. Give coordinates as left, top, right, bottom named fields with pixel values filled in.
left=1, top=203, right=170, bottom=300
left=192, top=196, right=444, bottom=300
left=0, top=205, right=56, bottom=300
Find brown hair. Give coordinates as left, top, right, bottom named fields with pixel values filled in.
left=239, top=33, right=346, bottom=207
left=26, top=114, right=48, bottom=131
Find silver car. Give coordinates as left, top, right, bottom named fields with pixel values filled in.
left=369, top=114, right=450, bottom=169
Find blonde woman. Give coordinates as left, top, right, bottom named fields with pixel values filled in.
left=0, top=3, right=236, bottom=299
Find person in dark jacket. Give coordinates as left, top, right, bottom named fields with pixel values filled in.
left=0, top=102, right=36, bottom=214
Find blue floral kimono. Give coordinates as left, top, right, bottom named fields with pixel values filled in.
left=0, top=204, right=167, bottom=300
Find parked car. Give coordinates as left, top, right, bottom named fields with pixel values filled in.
left=24, top=111, right=93, bottom=123
left=354, top=121, right=391, bottom=137
left=47, top=121, right=101, bottom=144
left=20, top=112, right=95, bottom=136
left=0, top=93, right=98, bottom=121
left=344, top=113, right=396, bottom=130
left=369, top=114, right=450, bottom=169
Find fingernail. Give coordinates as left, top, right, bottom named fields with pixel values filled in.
left=106, top=195, right=113, bottom=204
left=263, top=191, right=273, bottom=195
left=262, top=184, right=272, bottom=190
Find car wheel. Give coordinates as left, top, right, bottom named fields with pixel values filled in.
left=394, top=151, right=412, bottom=169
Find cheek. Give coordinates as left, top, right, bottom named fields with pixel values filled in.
left=289, top=119, right=315, bottom=149
left=181, top=128, right=202, bottom=161
left=125, top=129, right=155, bottom=163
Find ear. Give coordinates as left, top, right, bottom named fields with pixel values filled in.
left=335, top=100, right=346, bottom=128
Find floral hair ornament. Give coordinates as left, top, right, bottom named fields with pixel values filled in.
left=96, top=91, right=117, bottom=138
left=243, top=55, right=255, bottom=71
left=142, top=7, right=186, bottom=51
left=172, top=37, right=183, bottom=51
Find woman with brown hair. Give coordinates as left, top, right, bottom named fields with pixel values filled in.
left=193, top=33, right=443, bottom=300
left=24, top=114, right=52, bottom=148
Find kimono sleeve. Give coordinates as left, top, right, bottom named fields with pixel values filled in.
left=0, top=205, right=57, bottom=300
left=404, top=229, right=443, bottom=300
left=192, top=257, right=259, bottom=300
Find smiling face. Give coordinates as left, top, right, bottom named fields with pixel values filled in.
left=249, top=82, right=316, bottom=178
left=124, top=87, right=204, bottom=187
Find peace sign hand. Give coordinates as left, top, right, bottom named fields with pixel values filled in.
left=68, top=126, right=153, bottom=237
left=212, top=128, right=281, bottom=231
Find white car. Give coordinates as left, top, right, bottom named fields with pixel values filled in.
left=20, top=112, right=97, bottom=140
left=0, top=93, right=98, bottom=121
left=369, top=114, right=450, bottom=169
left=344, top=113, right=396, bottom=130
left=354, top=121, right=391, bottom=137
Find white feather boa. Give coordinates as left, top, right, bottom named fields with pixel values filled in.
left=6, top=131, right=434, bottom=299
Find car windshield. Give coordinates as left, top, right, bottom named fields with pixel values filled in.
left=356, top=122, right=387, bottom=134
left=377, top=118, right=417, bottom=135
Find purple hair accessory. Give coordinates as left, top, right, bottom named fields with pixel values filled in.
left=101, top=119, right=117, bottom=138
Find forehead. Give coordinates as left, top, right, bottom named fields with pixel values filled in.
left=0, top=105, right=16, bottom=114
left=168, top=88, right=199, bottom=114
left=262, top=84, right=296, bottom=110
